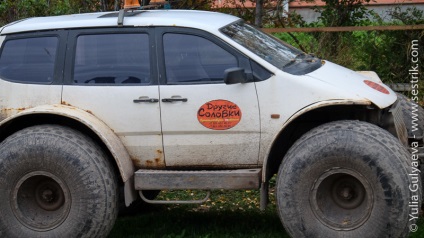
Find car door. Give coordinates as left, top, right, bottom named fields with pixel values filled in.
left=157, top=28, right=261, bottom=167
left=0, top=32, right=64, bottom=122
left=62, top=28, right=164, bottom=169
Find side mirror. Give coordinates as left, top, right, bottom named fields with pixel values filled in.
left=224, top=67, right=247, bottom=85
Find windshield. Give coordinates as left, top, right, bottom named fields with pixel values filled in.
left=221, top=21, right=321, bottom=75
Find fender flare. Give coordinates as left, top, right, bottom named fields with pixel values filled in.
left=261, top=99, right=373, bottom=182
left=0, top=104, right=137, bottom=205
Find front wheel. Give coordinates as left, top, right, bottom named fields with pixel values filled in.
left=0, top=125, right=118, bottom=237
left=277, top=121, right=417, bottom=238
left=396, top=93, right=424, bottom=200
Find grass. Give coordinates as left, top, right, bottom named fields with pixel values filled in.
left=110, top=206, right=286, bottom=238
left=109, top=188, right=424, bottom=238
left=410, top=219, right=424, bottom=238
left=109, top=188, right=289, bottom=238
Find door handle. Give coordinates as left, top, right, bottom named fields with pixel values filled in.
left=133, top=98, right=159, bottom=103
left=162, top=98, right=188, bottom=103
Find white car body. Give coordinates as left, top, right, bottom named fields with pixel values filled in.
left=0, top=10, right=398, bottom=202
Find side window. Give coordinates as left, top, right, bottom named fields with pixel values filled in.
left=0, top=37, right=58, bottom=83
left=163, top=33, right=237, bottom=84
left=73, top=33, right=150, bottom=85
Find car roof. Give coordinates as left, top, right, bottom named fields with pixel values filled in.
left=1, top=10, right=240, bottom=35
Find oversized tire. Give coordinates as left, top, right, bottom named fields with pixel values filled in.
left=397, top=93, right=424, bottom=200
left=397, top=92, right=424, bottom=140
left=276, top=120, right=417, bottom=238
left=0, top=125, right=118, bottom=238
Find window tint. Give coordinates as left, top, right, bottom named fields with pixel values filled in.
left=163, top=33, right=237, bottom=84
left=0, top=37, right=58, bottom=83
left=74, top=34, right=150, bottom=84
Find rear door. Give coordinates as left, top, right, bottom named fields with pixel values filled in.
left=0, top=32, right=65, bottom=122
left=62, top=28, right=164, bottom=168
left=156, top=28, right=261, bottom=168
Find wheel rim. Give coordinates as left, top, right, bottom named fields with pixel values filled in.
left=310, top=168, right=373, bottom=230
left=12, top=171, right=71, bottom=231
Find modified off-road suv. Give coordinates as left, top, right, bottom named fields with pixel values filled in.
left=0, top=3, right=422, bottom=238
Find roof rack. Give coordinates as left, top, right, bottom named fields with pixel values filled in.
left=118, top=0, right=141, bottom=26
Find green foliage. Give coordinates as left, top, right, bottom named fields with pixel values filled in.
left=215, top=0, right=256, bottom=24
left=390, top=6, right=424, bottom=25
left=0, top=0, right=214, bottom=23
left=0, top=0, right=46, bottom=25
left=169, top=0, right=213, bottom=10
left=215, top=0, right=315, bottom=26
left=274, top=10, right=423, bottom=99
left=315, top=0, right=373, bottom=27
left=0, top=0, right=117, bottom=25
left=273, top=5, right=423, bottom=101
left=410, top=219, right=424, bottom=238
left=277, top=28, right=423, bottom=79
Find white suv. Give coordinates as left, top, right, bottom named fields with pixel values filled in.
left=0, top=9, right=421, bottom=238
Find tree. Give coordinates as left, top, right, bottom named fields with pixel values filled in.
left=315, top=0, right=372, bottom=26
left=0, top=0, right=119, bottom=25
left=255, top=0, right=263, bottom=27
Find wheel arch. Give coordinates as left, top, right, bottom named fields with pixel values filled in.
left=274, top=120, right=412, bottom=237
left=262, top=100, right=388, bottom=182
left=0, top=104, right=137, bottom=204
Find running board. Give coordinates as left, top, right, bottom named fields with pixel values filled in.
left=134, top=169, right=261, bottom=190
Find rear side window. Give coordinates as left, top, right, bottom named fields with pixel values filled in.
left=73, top=33, right=150, bottom=85
left=0, top=37, right=58, bottom=83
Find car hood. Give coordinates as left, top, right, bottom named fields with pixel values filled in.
left=305, top=61, right=397, bottom=109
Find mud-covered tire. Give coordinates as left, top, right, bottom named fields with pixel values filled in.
left=397, top=93, right=424, bottom=198
left=0, top=125, right=118, bottom=238
left=276, top=120, right=417, bottom=238
left=397, top=92, right=424, bottom=139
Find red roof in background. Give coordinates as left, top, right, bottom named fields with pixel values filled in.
left=213, top=0, right=256, bottom=8
left=213, top=0, right=424, bottom=9
left=289, top=0, right=424, bottom=8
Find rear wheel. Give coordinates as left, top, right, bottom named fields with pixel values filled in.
left=277, top=120, right=416, bottom=237
left=0, top=125, right=118, bottom=237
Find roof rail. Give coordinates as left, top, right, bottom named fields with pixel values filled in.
left=117, top=9, right=126, bottom=26
left=118, top=0, right=141, bottom=26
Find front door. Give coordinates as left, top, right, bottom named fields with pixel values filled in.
left=157, top=29, right=260, bottom=168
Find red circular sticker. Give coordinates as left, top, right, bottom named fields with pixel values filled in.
left=197, top=100, right=242, bottom=130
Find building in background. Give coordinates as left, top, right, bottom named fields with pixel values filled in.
left=289, top=0, right=424, bottom=23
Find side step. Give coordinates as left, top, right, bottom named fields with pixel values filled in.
left=134, top=168, right=261, bottom=190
